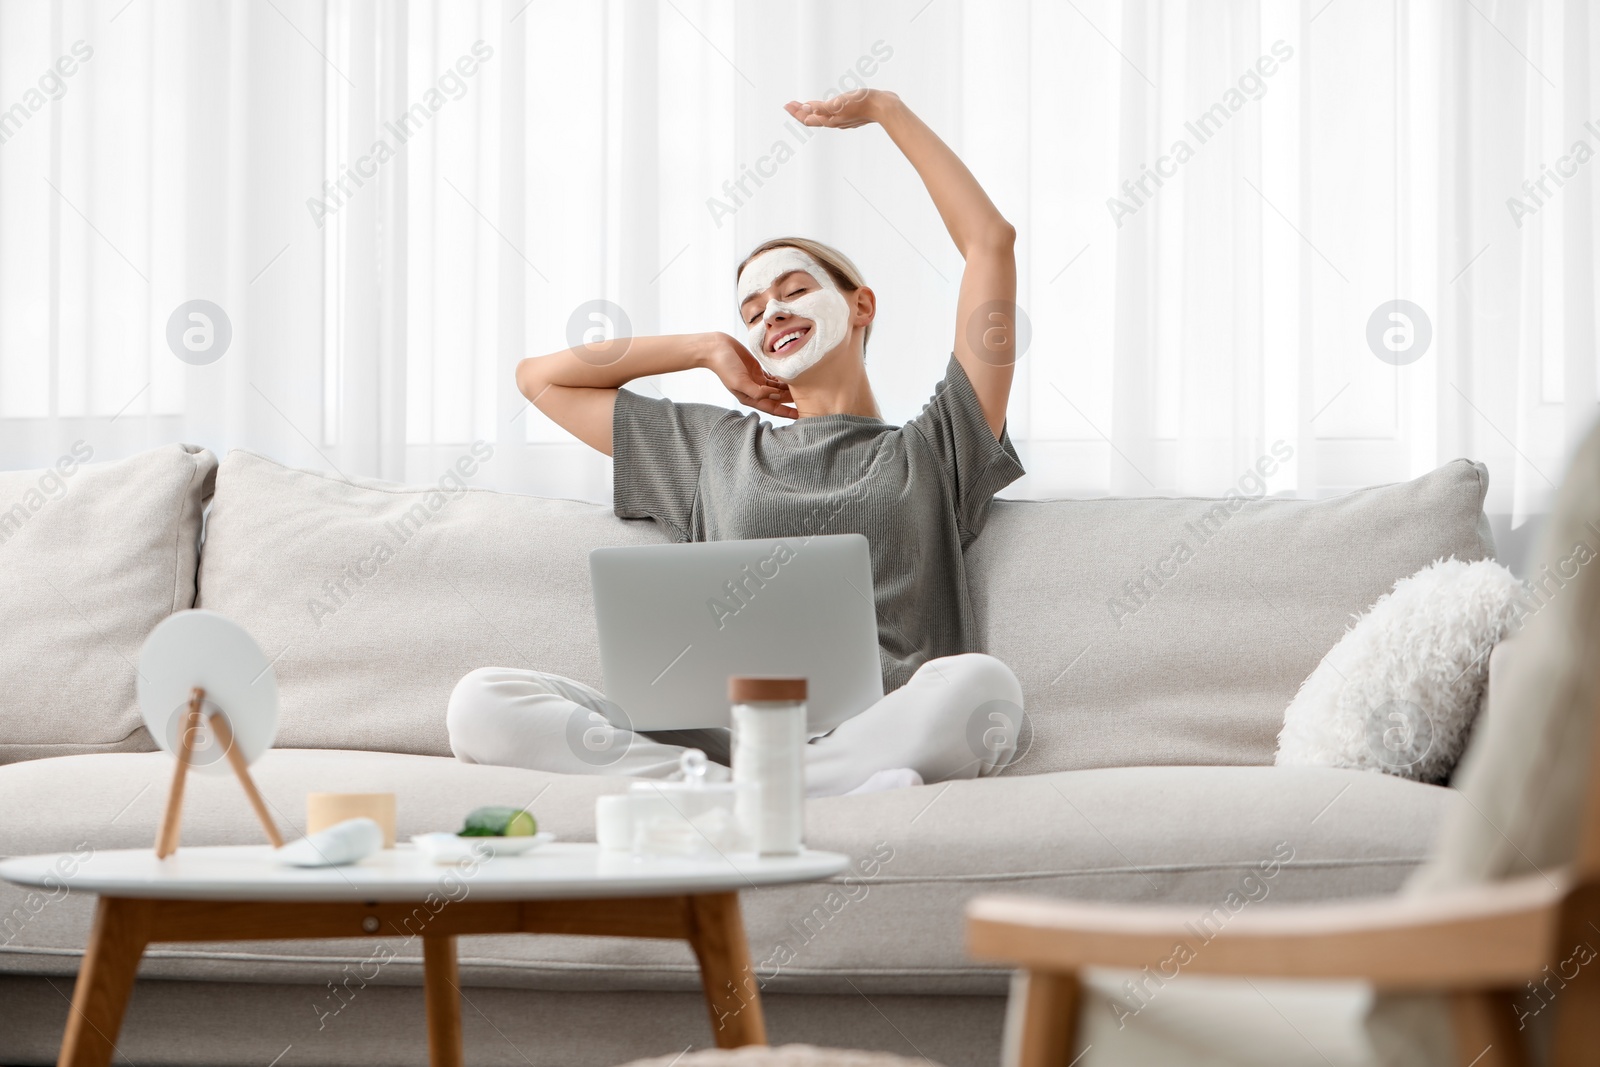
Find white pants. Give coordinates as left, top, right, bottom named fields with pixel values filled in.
left=446, top=653, right=1024, bottom=797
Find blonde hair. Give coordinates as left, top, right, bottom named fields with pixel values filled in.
left=737, top=237, right=872, bottom=352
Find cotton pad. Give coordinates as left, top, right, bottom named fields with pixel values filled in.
left=276, top=816, right=384, bottom=867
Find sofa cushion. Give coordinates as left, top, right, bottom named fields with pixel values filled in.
left=0, top=443, right=217, bottom=764
left=196, top=449, right=669, bottom=756
left=1274, top=557, right=1523, bottom=783
left=969, top=460, right=1494, bottom=774
left=0, top=750, right=1456, bottom=996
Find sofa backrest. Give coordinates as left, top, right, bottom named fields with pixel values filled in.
left=967, top=459, right=1495, bottom=773
left=196, top=449, right=670, bottom=757
left=0, top=443, right=217, bottom=763
left=196, top=450, right=1493, bottom=772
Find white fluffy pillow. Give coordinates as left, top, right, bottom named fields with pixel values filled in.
left=1275, top=558, right=1526, bottom=783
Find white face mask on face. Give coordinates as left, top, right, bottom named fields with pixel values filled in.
left=737, top=248, right=853, bottom=381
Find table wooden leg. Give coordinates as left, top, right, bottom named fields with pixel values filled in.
left=683, top=891, right=766, bottom=1048
left=58, top=897, right=153, bottom=1067
left=422, top=935, right=464, bottom=1067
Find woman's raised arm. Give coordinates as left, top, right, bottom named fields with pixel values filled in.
left=786, top=90, right=1017, bottom=438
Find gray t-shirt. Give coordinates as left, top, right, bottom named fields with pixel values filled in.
left=611, top=355, right=1025, bottom=694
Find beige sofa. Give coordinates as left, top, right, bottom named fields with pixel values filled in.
left=0, top=445, right=1497, bottom=1067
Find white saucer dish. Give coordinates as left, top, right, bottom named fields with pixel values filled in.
left=409, top=831, right=555, bottom=864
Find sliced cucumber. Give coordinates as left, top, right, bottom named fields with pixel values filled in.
left=459, top=805, right=537, bottom=837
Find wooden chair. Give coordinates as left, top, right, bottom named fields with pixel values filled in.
left=966, top=421, right=1600, bottom=1067
left=968, top=673, right=1600, bottom=1067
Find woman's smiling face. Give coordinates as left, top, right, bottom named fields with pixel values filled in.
left=740, top=268, right=821, bottom=358
left=735, top=246, right=856, bottom=381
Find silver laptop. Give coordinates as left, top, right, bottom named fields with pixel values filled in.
left=589, top=534, right=884, bottom=732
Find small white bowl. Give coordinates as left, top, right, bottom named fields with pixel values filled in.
left=410, top=831, right=555, bottom=864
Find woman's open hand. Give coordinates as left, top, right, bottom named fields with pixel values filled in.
left=784, top=88, right=894, bottom=130
left=699, top=333, right=798, bottom=420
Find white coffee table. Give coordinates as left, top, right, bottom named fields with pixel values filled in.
left=0, top=842, right=849, bottom=1067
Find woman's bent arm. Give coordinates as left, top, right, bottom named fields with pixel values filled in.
left=517, top=332, right=794, bottom=457
left=515, top=334, right=709, bottom=457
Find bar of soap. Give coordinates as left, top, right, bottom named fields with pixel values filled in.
left=277, top=817, right=384, bottom=867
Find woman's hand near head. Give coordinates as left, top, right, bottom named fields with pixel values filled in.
left=515, top=332, right=797, bottom=457
left=699, top=332, right=798, bottom=420
left=515, top=333, right=713, bottom=457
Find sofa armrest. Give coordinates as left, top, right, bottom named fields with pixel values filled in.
left=966, top=872, right=1563, bottom=990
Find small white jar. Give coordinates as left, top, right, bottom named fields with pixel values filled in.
left=730, top=676, right=807, bottom=856
left=595, top=750, right=746, bottom=855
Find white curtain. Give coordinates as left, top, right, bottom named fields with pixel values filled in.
left=1, top=0, right=1594, bottom=530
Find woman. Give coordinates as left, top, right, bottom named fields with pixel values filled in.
left=448, top=88, right=1026, bottom=797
